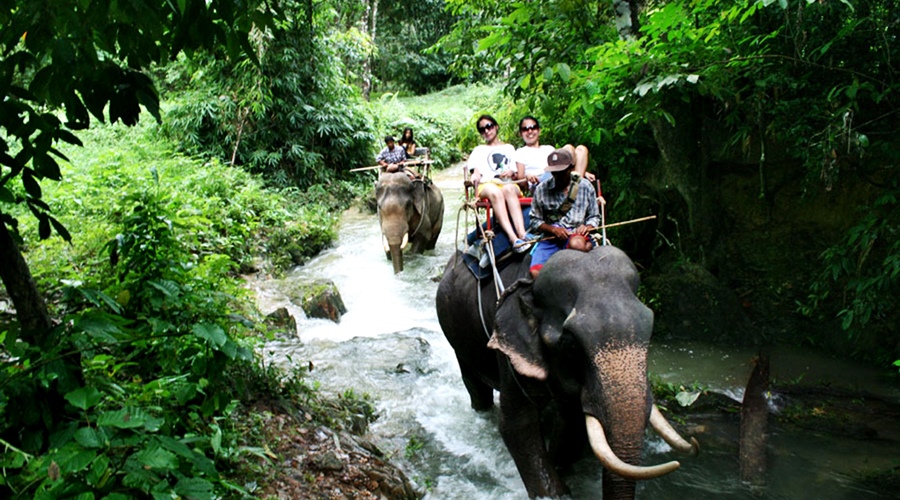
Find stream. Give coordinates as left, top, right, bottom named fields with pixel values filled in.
left=251, top=166, right=898, bottom=499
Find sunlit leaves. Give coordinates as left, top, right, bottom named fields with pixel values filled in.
left=0, top=0, right=280, bottom=243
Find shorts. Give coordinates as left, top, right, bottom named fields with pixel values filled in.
left=476, top=178, right=523, bottom=198
left=529, top=227, right=594, bottom=273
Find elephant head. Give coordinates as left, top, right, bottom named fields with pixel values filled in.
left=375, top=172, right=443, bottom=274
left=436, top=245, right=696, bottom=499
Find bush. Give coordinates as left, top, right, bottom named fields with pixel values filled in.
left=0, top=121, right=354, bottom=498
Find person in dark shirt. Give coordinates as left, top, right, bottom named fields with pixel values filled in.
left=527, top=148, right=601, bottom=278
left=376, top=135, right=407, bottom=172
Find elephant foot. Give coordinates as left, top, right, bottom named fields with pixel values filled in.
left=463, top=379, right=494, bottom=411
left=471, top=398, right=494, bottom=412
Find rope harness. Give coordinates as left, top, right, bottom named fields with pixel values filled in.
left=408, top=179, right=430, bottom=239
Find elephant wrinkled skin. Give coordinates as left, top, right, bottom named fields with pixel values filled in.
left=376, top=172, right=444, bottom=273
left=435, top=245, right=698, bottom=499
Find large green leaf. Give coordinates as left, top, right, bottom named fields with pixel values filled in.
left=97, top=408, right=147, bottom=429
left=59, top=449, right=97, bottom=475
left=74, top=427, right=104, bottom=448
left=86, top=454, right=110, bottom=487
left=65, top=386, right=102, bottom=410
left=133, top=443, right=179, bottom=471
left=174, top=477, right=215, bottom=499
left=192, top=323, right=226, bottom=348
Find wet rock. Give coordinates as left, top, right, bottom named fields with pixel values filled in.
left=265, top=307, right=297, bottom=337
left=287, top=279, right=347, bottom=323
left=361, top=467, right=419, bottom=499
left=309, top=450, right=344, bottom=471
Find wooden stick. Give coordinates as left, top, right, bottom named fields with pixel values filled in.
left=590, top=215, right=656, bottom=231
left=513, top=215, right=657, bottom=248
left=349, top=159, right=435, bottom=172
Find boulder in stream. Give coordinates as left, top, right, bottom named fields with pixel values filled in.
left=287, top=279, right=347, bottom=323
left=265, top=307, right=298, bottom=337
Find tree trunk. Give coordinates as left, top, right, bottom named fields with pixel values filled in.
left=740, top=351, right=770, bottom=486
left=648, top=97, right=720, bottom=265
left=613, top=0, right=719, bottom=264
left=361, top=0, right=379, bottom=101
left=613, top=0, right=641, bottom=40
left=0, top=221, right=52, bottom=346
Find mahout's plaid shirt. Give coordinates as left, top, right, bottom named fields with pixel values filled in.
left=529, top=176, right=600, bottom=231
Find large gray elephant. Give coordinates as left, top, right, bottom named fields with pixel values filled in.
left=375, top=172, right=444, bottom=273
left=435, top=245, right=698, bottom=499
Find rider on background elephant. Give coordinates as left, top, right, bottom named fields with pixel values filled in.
left=376, top=171, right=443, bottom=274
left=435, top=245, right=698, bottom=499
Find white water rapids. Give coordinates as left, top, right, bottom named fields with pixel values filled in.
left=251, top=166, right=897, bottom=499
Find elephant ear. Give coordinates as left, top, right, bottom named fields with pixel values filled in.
left=488, top=281, right=549, bottom=380
left=411, top=179, right=426, bottom=215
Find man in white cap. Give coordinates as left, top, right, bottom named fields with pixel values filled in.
left=526, top=147, right=601, bottom=278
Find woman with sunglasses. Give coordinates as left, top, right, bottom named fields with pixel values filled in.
left=515, top=116, right=594, bottom=194
left=467, top=114, right=532, bottom=253
left=514, top=116, right=556, bottom=194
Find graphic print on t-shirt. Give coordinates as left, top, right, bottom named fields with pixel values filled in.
left=488, top=151, right=510, bottom=176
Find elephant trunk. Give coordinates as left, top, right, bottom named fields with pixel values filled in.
left=382, top=230, right=408, bottom=274
left=585, top=344, right=679, bottom=500
left=389, top=243, right=404, bottom=274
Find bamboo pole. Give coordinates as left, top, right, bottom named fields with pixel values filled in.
left=349, top=159, right=434, bottom=172
left=513, top=215, right=657, bottom=249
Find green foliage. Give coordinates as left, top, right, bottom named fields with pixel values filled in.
left=370, top=0, right=460, bottom=94
left=432, top=0, right=512, bottom=83
left=441, top=0, right=900, bottom=361
left=802, top=187, right=900, bottom=359
left=15, top=122, right=341, bottom=295
left=0, top=0, right=278, bottom=241
left=160, top=2, right=376, bottom=189
left=0, top=122, right=350, bottom=498
left=1, top=197, right=252, bottom=497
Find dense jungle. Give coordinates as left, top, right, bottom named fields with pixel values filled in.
left=1, top=0, right=898, bottom=498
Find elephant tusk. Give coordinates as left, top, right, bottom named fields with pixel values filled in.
left=382, top=235, right=390, bottom=252
left=562, top=307, right=578, bottom=329
left=400, top=232, right=409, bottom=250
left=585, top=415, right=681, bottom=480
left=650, top=405, right=700, bottom=456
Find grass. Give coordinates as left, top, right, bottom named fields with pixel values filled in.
left=13, top=119, right=344, bottom=299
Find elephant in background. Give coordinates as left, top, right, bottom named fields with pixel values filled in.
left=376, top=172, right=443, bottom=274
left=435, top=245, right=698, bottom=499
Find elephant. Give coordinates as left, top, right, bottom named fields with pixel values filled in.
left=375, top=172, right=444, bottom=273
left=435, top=245, right=698, bottom=499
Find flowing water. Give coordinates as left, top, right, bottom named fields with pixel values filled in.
left=253, top=166, right=898, bottom=499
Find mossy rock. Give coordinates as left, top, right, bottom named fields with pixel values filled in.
left=286, top=279, right=347, bottom=323
left=265, top=307, right=298, bottom=337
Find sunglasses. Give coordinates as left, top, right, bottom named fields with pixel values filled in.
left=477, top=122, right=496, bottom=134
left=520, top=124, right=540, bottom=133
